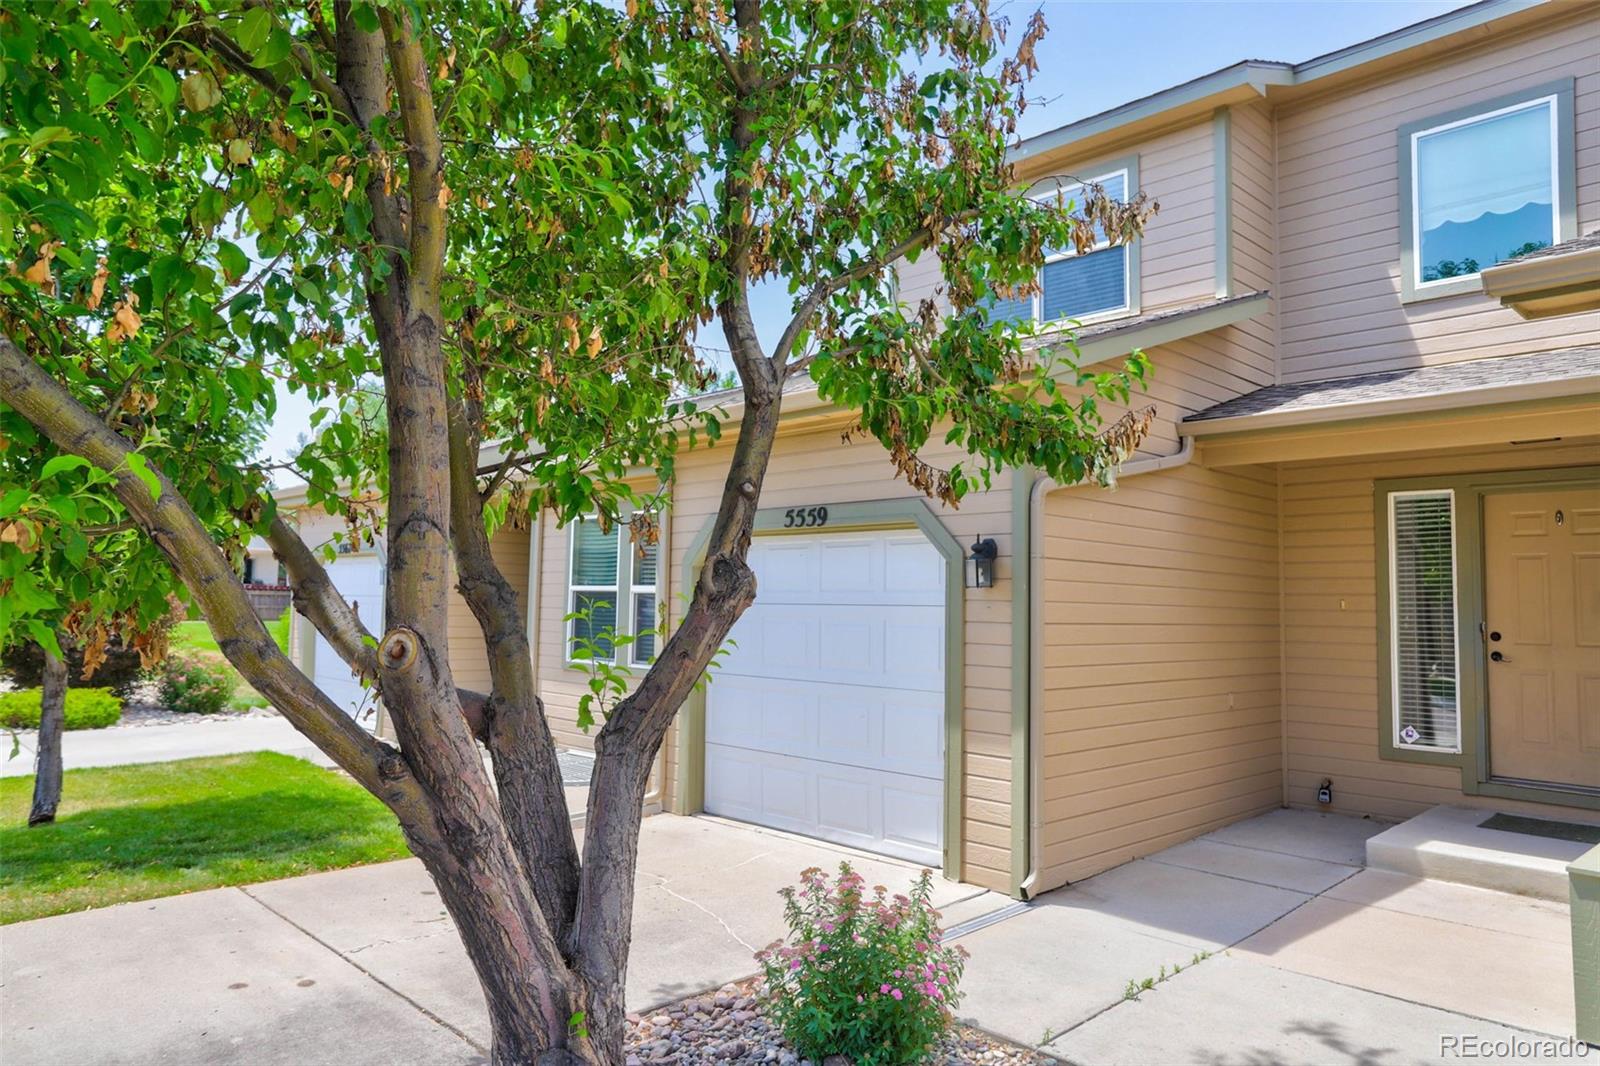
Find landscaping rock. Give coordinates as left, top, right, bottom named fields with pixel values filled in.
left=626, top=977, right=1057, bottom=1065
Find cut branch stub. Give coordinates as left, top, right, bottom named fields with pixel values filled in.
left=381, top=627, right=422, bottom=672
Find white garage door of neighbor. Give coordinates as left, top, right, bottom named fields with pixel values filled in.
left=704, top=529, right=947, bottom=866
left=312, top=554, right=384, bottom=728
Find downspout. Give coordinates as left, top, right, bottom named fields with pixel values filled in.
left=1019, top=434, right=1195, bottom=897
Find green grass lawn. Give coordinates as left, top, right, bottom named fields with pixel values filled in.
left=168, top=613, right=291, bottom=710
left=0, top=752, right=410, bottom=924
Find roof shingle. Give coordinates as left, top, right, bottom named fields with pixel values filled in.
left=1184, top=346, right=1600, bottom=424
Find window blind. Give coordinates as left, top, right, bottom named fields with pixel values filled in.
left=572, top=519, right=618, bottom=586
left=1042, top=244, right=1127, bottom=322
left=1390, top=491, right=1459, bottom=751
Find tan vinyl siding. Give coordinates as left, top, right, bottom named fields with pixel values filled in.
left=1279, top=436, right=1600, bottom=822
left=661, top=421, right=1018, bottom=892
left=446, top=523, right=532, bottom=694
left=1230, top=100, right=1277, bottom=300
left=1134, top=119, right=1218, bottom=312
left=1274, top=10, right=1600, bottom=382
left=1038, top=460, right=1282, bottom=888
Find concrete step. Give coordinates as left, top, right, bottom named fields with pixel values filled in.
left=1365, top=804, right=1594, bottom=901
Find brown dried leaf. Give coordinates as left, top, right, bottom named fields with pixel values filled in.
left=180, top=71, right=222, bottom=112
left=86, top=258, right=108, bottom=310
left=106, top=292, right=142, bottom=344
left=21, top=241, right=60, bottom=295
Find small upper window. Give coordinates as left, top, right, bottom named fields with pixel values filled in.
left=1410, top=95, right=1559, bottom=289
left=986, top=168, right=1134, bottom=327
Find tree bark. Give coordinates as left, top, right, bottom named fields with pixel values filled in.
left=27, top=642, right=66, bottom=827
left=447, top=400, right=582, bottom=948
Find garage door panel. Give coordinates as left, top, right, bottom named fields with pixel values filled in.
left=748, top=533, right=943, bottom=606
left=705, top=528, right=946, bottom=865
left=722, top=605, right=942, bottom=692
left=707, top=746, right=941, bottom=866
left=707, top=678, right=942, bottom=778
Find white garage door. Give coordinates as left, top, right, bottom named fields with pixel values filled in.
left=311, top=553, right=383, bottom=728
left=704, top=529, right=947, bottom=866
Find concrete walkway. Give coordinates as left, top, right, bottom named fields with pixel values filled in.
left=1, top=814, right=1003, bottom=1065
left=1, top=809, right=1586, bottom=1064
left=2, top=716, right=336, bottom=776
left=958, top=809, right=1585, bottom=1064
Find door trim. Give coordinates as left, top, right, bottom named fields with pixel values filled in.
left=672, top=498, right=967, bottom=881
left=1375, top=463, right=1600, bottom=810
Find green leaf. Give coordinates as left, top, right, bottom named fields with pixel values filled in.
left=86, top=72, right=119, bottom=108
left=23, top=620, right=63, bottom=661
left=40, top=454, right=91, bottom=480
left=217, top=241, right=249, bottom=285
left=236, top=8, right=271, bottom=55
left=28, top=126, right=73, bottom=151
left=146, top=65, right=177, bottom=108
left=123, top=453, right=162, bottom=501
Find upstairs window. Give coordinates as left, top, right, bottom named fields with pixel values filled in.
left=986, top=167, right=1135, bottom=327
left=1402, top=84, right=1573, bottom=298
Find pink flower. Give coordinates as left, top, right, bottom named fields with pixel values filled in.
left=891, top=988, right=904, bottom=1001
left=790, top=960, right=802, bottom=971
left=880, top=984, right=891, bottom=994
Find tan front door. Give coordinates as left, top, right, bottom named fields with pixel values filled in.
left=1484, top=485, right=1600, bottom=790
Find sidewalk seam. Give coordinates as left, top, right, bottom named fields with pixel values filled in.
left=1037, top=865, right=1366, bottom=1051
left=237, top=886, right=487, bottom=1056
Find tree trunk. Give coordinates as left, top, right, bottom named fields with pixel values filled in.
left=27, top=643, right=66, bottom=826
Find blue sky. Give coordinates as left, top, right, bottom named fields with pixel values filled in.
left=260, top=0, right=1473, bottom=469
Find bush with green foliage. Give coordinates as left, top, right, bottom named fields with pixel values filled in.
left=157, top=655, right=236, bottom=715
left=758, top=864, right=967, bottom=1066
left=0, top=687, right=122, bottom=731
left=0, top=639, right=148, bottom=700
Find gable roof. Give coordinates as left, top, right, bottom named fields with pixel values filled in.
left=1011, top=0, right=1552, bottom=168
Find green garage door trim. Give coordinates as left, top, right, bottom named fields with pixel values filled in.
left=674, top=498, right=967, bottom=883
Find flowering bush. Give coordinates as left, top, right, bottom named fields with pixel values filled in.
left=158, top=654, right=235, bottom=715
left=757, top=863, right=967, bottom=1065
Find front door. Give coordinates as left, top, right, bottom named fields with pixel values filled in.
left=1484, top=485, right=1600, bottom=790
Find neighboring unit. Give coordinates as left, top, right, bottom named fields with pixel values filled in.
left=279, top=0, right=1600, bottom=899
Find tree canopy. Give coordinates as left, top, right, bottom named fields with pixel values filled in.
left=1, top=1, right=1154, bottom=1059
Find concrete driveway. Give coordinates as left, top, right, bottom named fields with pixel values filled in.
left=1, top=814, right=1004, bottom=1065
left=1, top=809, right=1585, bottom=1065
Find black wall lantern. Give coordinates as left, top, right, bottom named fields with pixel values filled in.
left=966, top=536, right=998, bottom=589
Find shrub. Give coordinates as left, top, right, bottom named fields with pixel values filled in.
left=0, top=638, right=148, bottom=700
left=158, top=655, right=236, bottom=715
left=0, top=687, right=123, bottom=730
left=757, top=863, right=967, bottom=1066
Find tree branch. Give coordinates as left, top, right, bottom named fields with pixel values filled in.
left=380, top=5, right=447, bottom=312
left=447, top=400, right=581, bottom=947
left=266, top=512, right=496, bottom=739
left=0, top=332, right=429, bottom=820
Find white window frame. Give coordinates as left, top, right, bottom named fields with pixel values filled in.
left=1031, top=167, right=1133, bottom=326
left=1387, top=489, right=1462, bottom=755
left=565, top=514, right=662, bottom=668
left=566, top=515, right=621, bottom=666
left=1408, top=94, right=1561, bottom=294
left=628, top=538, right=659, bottom=668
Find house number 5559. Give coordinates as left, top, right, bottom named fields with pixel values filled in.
left=783, top=506, right=829, bottom=528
